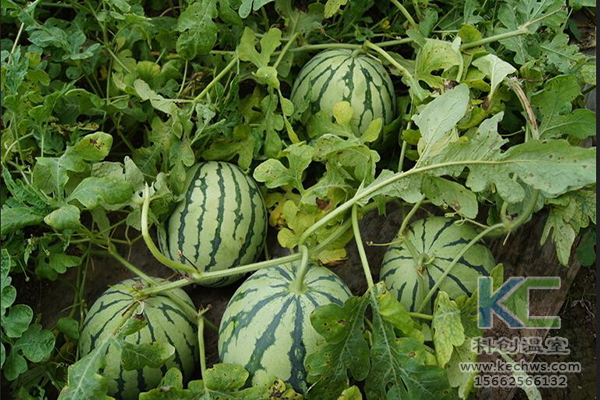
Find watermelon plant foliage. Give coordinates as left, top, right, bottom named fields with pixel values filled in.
left=0, top=0, right=596, bottom=398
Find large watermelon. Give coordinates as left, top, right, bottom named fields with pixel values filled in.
left=161, top=161, right=267, bottom=287
left=78, top=278, right=198, bottom=400
left=290, top=49, right=396, bottom=134
left=218, top=262, right=351, bottom=392
left=380, top=217, right=496, bottom=312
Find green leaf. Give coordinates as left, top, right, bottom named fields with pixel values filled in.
left=238, top=27, right=282, bottom=68
left=56, top=317, right=80, bottom=341
left=69, top=132, right=114, bottom=162
left=59, top=338, right=113, bottom=400
left=366, top=285, right=453, bottom=399
left=139, top=368, right=190, bottom=399
left=68, top=177, right=133, bottom=209
left=202, top=127, right=256, bottom=170
left=424, top=113, right=596, bottom=203
left=541, top=188, right=596, bottom=265
left=3, top=349, right=28, bottom=381
left=176, top=0, right=218, bottom=59
left=432, top=292, right=465, bottom=367
left=337, top=386, right=362, bottom=400
left=254, top=66, right=280, bottom=88
left=472, top=54, right=517, bottom=99
left=376, top=288, right=423, bottom=341
left=36, top=252, right=81, bottom=280
left=0, top=205, right=46, bottom=236
left=576, top=229, right=596, bottom=267
left=333, top=101, right=354, bottom=126
left=413, top=83, right=470, bottom=161
left=203, top=363, right=248, bottom=391
left=415, top=38, right=463, bottom=88
left=531, top=75, right=596, bottom=139
left=305, top=295, right=370, bottom=399
left=275, top=0, right=324, bottom=35
left=581, top=63, right=596, bottom=85
left=32, top=157, right=70, bottom=196
left=134, top=79, right=178, bottom=115
left=541, top=33, right=587, bottom=73
left=356, top=170, right=423, bottom=205
left=446, top=340, right=478, bottom=399
left=44, top=205, right=81, bottom=230
left=2, top=304, right=33, bottom=338
left=253, top=143, right=314, bottom=190
left=13, top=323, right=56, bottom=363
left=422, top=176, right=478, bottom=218
left=238, top=0, right=275, bottom=18
left=120, top=341, right=175, bottom=371
left=324, top=0, right=349, bottom=18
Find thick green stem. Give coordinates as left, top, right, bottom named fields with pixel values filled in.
left=274, top=32, right=299, bottom=68
left=461, top=29, right=528, bottom=50
left=141, top=185, right=201, bottom=276
left=289, top=246, right=310, bottom=294
left=389, top=0, right=419, bottom=30
left=109, top=248, right=201, bottom=323
left=409, top=312, right=433, bottom=321
left=111, top=302, right=141, bottom=336
left=191, top=56, right=237, bottom=104
left=10, top=23, right=24, bottom=55
left=416, top=223, right=504, bottom=313
left=299, top=159, right=527, bottom=245
left=352, top=205, right=375, bottom=288
left=398, top=140, right=408, bottom=172
left=198, top=312, right=207, bottom=378
left=486, top=189, right=540, bottom=238
left=364, top=41, right=416, bottom=83
left=461, top=8, right=563, bottom=51
left=399, top=197, right=424, bottom=236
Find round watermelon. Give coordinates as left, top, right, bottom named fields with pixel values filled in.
left=218, top=262, right=351, bottom=392
left=78, top=278, right=198, bottom=400
left=161, top=161, right=267, bottom=287
left=380, top=217, right=496, bottom=312
left=290, top=49, right=396, bottom=134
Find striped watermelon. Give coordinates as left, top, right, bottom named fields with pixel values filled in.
left=78, top=278, right=198, bottom=400
left=218, top=262, right=352, bottom=392
left=290, top=49, right=396, bottom=134
left=161, top=161, right=267, bottom=287
left=380, top=217, right=495, bottom=312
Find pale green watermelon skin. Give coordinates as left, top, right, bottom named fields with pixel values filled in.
left=162, top=161, right=267, bottom=287
left=78, top=278, right=198, bottom=400
left=290, top=49, right=396, bottom=133
left=218, top=263, right=352, bottom=392
left=380, top=217, right=496, bottom=312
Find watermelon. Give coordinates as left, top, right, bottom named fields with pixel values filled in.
left=161, top=161, right=267, bottom=287
left=380, top=217, right=496, bottom=312
left=290, top=49, right=396, bottom=134
left=78, top=278, right=198, bottom=400
left=218, top=262, right=352, bottom=392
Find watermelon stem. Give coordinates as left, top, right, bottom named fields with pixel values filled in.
left=409, top=312, right=433, bottom=321
left=352, top=205, right=375, bottom=289
left=273, top=32, right=299, bottom=69
left=415, top=222, right=505, bottom=313
left=389, top=0, right=419, bottom=31
left=141, top=185, right=203, bottom=277
left=189, top=55, right=238, bottom=107
left=108, top=247, right=205, bottom=326
left=289, top=245, right=310, bottom=294
left=197, top=310, right=208, bottom=377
